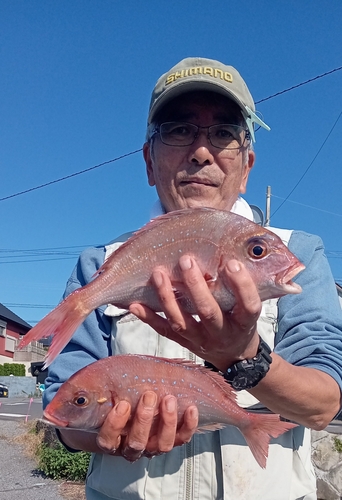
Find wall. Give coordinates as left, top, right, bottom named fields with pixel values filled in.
left=0, top=375, right=36, bottom=397
left=312, top=429, right=342, bottom=499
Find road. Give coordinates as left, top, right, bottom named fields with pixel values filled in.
left=0, top=396, right=44, bottom=422
left=0, top=397, right=67, bottom=500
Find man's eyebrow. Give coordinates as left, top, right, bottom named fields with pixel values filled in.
left=166, top=111, right=195, bottom=121
left=212, top=111, right=243, bottom=123
left=164, top=111, right=241, bottom=123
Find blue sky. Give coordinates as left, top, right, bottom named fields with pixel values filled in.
left=1, top=1, right=342, bottom=326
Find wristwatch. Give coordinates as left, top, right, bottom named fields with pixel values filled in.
left=223, top=337, right=272, bottom=391
left=205, top=336, right=272, bottom=391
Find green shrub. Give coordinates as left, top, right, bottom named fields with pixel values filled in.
left=333, top=437, right=342, bottom=454
left=0, top=363, right=26, bottom=376
left=37, top=442, right=90, bottom=481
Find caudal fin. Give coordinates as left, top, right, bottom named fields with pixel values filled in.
left=241, top=413, right=297, bottom=469
left=18, top=294, right=90, bottom=368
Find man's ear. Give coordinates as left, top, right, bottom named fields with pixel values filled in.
left=143, top=142, right=156, bottom=187
left=239, top=150, right=255, bottom=194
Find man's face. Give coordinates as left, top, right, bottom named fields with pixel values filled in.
left=144, top=92, right=255, bottom=213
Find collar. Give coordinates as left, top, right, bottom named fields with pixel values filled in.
left=150, top=196, right=254, bottom=221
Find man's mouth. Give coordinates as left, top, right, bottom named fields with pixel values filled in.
left=179, top=177, right=216, bottom=187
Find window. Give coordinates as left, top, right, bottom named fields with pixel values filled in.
left=5, top=336, right=16, bottom=352
left=0, top=320, right=6, bottom=337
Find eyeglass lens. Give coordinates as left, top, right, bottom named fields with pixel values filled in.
left=159, top=122, right=247, bottom=150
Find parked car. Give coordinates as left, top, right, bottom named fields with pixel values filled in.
left=0, top=383, right=8, bottom=397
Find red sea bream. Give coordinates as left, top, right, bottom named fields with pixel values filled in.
left=19, top=208, right=305, bottom=366
left=44, top=354, right=298, bottom=469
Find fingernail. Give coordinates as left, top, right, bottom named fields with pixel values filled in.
left=129, top=304, right=139, bottom=317
left=179, top=255, right=192, bottom=271
left=165, top=396, right=176, bottom=412
left=115, top=400, right=130, bottom=416
left=122, top=447, right=144, bottom=463
left=227, top=260, right=241, bottom=273
left=97, top=435, right=120, bottom=454
left=96, top=436, right=106, bottom=449
left=153, top=270, right=163, bottom=287
left=189, top=406, right=198, bottom=420
left=143, top=392, right=157, bottom=408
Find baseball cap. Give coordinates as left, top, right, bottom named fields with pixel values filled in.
left=147, top=57, right=270, bottom=142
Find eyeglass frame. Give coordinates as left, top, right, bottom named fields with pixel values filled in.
left=148, top=121, right=251, bottom=150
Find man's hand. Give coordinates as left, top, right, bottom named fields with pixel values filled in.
left=96, top=392, right=198, bottom=461
left=129, top=256, right=262, bottom=372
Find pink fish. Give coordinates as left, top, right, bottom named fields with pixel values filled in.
left=44, top=354, right=297, bottom=468
left=19, top=208, right=304, bottom=366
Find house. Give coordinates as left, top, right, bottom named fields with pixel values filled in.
left=0, top=303, right=46, bottom=375
left=0, top=303, right=32, bottom=364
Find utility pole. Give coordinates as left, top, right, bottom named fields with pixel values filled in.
left=265, top=186, right=271, bottom=227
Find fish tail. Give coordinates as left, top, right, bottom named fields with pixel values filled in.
left=240, top=414, right=298, bottom=469
left=18, top=291, right=91, bottom=368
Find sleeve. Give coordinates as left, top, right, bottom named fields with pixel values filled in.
left=275, top=230, right=342, bottom=389
left=42, top=245, right=112, bottom=409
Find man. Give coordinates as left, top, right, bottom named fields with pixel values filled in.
left=44, top=57, right=342, bottom=500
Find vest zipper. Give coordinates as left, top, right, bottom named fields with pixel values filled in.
left=184, top=349, right=196, bottom=500
left=184, top=440, right=194, bottom=500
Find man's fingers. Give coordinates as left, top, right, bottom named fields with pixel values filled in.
left=146, top=398, right=198, bottom=456
left=152, top=269, right=190, bottom=333
left=174, top=405, right=199, bottom=447
left=129, top=302, right=203, bottom=353
left=129, top=303, right=171, bottom=337
left=96, top=400, right=130, bottom=453
left=146, top=395, right=178, bottom=454
left=224, top=260, right=261, bottom=324
left=178, top=255, right=224, bottom=331
left=121, top=391, right=157, bottom=461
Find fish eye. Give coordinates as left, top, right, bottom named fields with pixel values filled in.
left=247, top=239, right=268, bottom=259
left=73, top=395, right=89, bottom=406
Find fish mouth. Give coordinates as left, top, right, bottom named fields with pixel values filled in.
left=276, top=262, right=306, bottom=294
left=43, top=409, right=69, bottom=427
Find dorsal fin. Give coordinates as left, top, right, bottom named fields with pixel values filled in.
left=93, top=208, right=221, bottom=277
left=122, top=354, right=237, bottom=404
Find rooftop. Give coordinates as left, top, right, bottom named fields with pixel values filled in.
left=0, top=303, right=32, bottom=331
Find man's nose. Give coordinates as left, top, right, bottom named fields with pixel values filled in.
left=188, top=131, right=214, bottom=165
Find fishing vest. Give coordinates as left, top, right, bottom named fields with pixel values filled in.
left=85, top=227, right=317, bottom=500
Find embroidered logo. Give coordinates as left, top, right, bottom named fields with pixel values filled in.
left=165, top=66, right=233, bottom=86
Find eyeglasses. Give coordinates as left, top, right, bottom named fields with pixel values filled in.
left=150, top=122, right=250, bottom=150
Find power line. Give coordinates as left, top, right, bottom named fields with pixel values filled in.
left=0, top=243, right=101, bottom=264
left=255, top=66, right=342, bottom=104
left=0, top=257, right=78, bottom=264
left=1, top=65, right=341, bottom=203
left=2, top=303, right=55, bottom=309
left=271, top=195, right=342, bottom=218
left=271, top=110, right=342, bottom=218
left=0, top=149, right=142, bottom=202
left=0, top=244, right=92, bottom=252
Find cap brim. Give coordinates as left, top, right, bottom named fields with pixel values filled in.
left=148, top=80, right=248, bottom=125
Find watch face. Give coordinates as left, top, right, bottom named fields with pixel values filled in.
left=224, top=338, right=272, bottom=390
left=231, top=368, right=265, bottom=390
